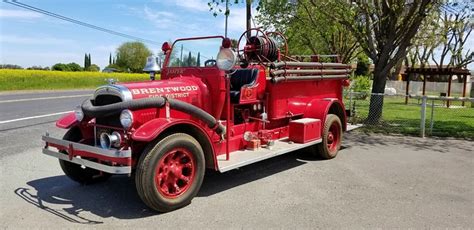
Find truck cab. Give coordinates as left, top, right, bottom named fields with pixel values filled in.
left=42, top=30, right=351, bottom=212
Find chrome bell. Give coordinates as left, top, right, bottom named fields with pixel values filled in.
left=143, top=55, right=161, bottom=72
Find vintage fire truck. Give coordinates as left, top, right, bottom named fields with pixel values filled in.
left=41, top=29, right=351, bottom=212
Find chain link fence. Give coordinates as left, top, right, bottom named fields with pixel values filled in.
left=344, top=91, right=474, bottom=139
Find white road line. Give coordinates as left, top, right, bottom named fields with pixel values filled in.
left=0, top=111, right=72, bottom=124
left=0, top=94, right=90, bottom=104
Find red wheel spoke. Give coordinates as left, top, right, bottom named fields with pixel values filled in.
left=173, top=184, right=181, bottom=193
left=180, top=175, right=190, bottom=183
left=154, top=147, right=196, bottom=198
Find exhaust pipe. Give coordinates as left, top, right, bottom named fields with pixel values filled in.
left=100, top=131, right=122, bottom=149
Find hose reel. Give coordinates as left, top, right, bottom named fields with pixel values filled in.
left=237, top=28, right=288, bottom=63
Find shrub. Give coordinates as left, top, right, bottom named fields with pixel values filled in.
left=351, top=75, right=371, bottom=99
left=355, top=55, right=370, bottom=76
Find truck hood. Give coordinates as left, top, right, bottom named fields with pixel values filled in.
left=93, top=77, right=205, bottom=107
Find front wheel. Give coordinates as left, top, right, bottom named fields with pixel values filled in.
left=314, top=114, right=343, bottom=159
left=135, top=133, right=205, bottom=212
left=59, top=128, right=111, bottom=184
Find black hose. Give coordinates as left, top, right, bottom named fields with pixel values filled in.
left=81, top=97, right=225, bottom=134
left=167, top=99, right=226, bottom=133
left=82, top=97, right=166, bottom=117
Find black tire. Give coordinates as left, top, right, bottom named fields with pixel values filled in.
left=314, top=114, right=343, bottom=159
left=135, top=133, right=205, bottom=212
left=59, top=128, right=111, bottom=184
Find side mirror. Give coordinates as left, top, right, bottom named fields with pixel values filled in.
left=216, top=48, right=237, bottom=71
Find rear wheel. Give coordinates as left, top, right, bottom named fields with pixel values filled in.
left=135, top=133, right=205, bottom=212
left=314, top=114, right=342, bottom=159
left=59, top=128, right=111, bottom=184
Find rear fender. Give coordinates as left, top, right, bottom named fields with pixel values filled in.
left=304, top=98, right=346, bottom=131
left=56, top=112, right=78, bottom=129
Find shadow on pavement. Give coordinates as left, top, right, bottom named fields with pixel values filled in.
left=15, top=147, right=321, bottom=223
left=345, top=132, right=473, bottom=153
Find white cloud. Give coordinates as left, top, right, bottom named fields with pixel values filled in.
left=118, top=5, right=175, bottom=29
left=175, top=0, right=209, bottom=12
left=0, top=34, right=74, bottom=45
left=0, top=9, right=43, bottom=19
left=95, top=44, right=119, bottom=53
left=155, top=0, right=209, bottom=12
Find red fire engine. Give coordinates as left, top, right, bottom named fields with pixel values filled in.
left=42, top=29, right=352, bottom=212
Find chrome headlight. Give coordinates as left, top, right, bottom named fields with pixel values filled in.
left=120, top=109, right=133, bottom=130
left=216, top=48, right=237, bottom=71
left=74, top=106, right=84, bottom=122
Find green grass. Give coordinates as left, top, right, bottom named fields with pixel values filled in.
left=347, top=96, right=474, bottom=139
left=0, top=69, right=155, bottom=91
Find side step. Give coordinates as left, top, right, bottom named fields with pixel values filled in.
left=217, top=138, right=322, bottom=172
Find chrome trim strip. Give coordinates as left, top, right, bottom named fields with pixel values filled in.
left=93, top=84, right=133, bottom=102
left=42, top=149, right=131, bottom=174
left=42, top=135, right=131, bottom=158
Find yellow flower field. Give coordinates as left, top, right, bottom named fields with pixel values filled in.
left=0, top=69, right=155, bottom=91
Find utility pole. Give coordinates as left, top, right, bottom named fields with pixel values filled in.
left=224, top=0, right=229, bottom=38
left=246, top=0, right=251, bottom=38
left=180, top=44, right=183, bottom=67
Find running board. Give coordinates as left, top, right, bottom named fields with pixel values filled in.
left=217, top=138, right=322, bottom=172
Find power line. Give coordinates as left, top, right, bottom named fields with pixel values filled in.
left=4, top=0, right=216, bottom=61
left=3, top=0, right=161, bottom=46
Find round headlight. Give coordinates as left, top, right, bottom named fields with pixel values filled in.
left=74, top=106, right=84, bottom=122
left=120, top=109, right=133, bottom=130
left=216, top=48, right=237, bottom=71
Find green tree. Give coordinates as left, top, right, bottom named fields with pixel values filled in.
left=355, top=55, right=370, bottom=77
left=187, top=51, right=192, bottom=66
left=315, top=0, right=436, bottom=123
left=84, top=53, right=88, bottom=69
left=256, top=0, right=360, bottom=62
left=88, top=64, right=100, bottom=72
left=197, top=52, right=201, bottom=67
left=109, top=53, right=112, bottom=65
left=88, top=53, right=92, bottom=68
left=211, top=0, right=435, bottom=122
left=115, top=41, right=152, bottom=73
left=67, top=62, right=82, bottom=72
left=0, top=64, right=23, bottom=69
left=52, top=63, right=70, bottom=71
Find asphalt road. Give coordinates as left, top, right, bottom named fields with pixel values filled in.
left=0, top=91, right=473, bottom=229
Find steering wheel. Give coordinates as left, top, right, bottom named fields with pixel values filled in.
left=204, top=59, right=216, bottom=67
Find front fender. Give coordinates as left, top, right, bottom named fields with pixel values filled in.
left=131, top=118, right=217, bottom=169
left=131, top=118, right=173, bottom=142
left=56, top=112, right=78, bottom=129
left=131, top=118, right=212, bottom=142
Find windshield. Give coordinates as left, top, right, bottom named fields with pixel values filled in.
left=168, top=37, right=222, bottom=68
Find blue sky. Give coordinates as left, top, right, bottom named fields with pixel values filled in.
left=0, top=0, right=250, bottom=69
left=0, top=1, right=472, bottom=70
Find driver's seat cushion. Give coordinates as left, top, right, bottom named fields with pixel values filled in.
left=230, top=68, right=259, bottom=103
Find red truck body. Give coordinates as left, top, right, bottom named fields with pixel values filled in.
left=42, top=33, right=351, bottom=212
